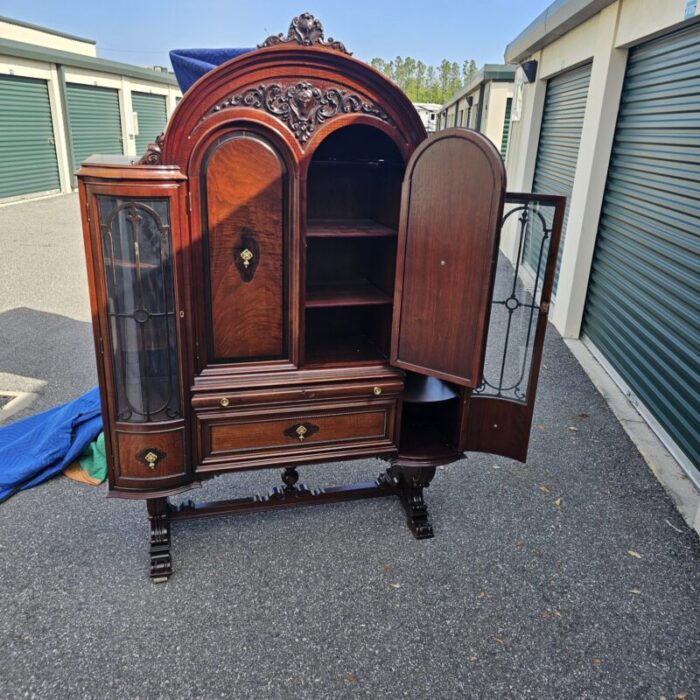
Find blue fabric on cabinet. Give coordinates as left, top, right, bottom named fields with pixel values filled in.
left=169, top=48, right=254, bottom=93
left=0, top=387, right=102, bottom=503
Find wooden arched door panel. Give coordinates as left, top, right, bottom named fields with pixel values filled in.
left=391, top=129, right=564, bottom=463
left=391, top=128, right=506, bottom=387
left=197, top=129, right=293, bottom=369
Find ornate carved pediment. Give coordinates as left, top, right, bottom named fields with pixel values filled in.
left=259, top=12, right=351, bottom=55
left=209, top=81, right=395, bottom=146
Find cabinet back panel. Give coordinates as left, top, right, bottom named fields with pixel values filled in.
left=203, top=133, right=287, bottom=362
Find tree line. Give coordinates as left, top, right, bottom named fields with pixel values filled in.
left=370, top=57, right=478, bottom=104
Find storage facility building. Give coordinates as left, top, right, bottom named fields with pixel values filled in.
left=437, top=64, right=515, bottom=157
left=502, top=0, right=699, bottom=528
left=0, top=16, right=181, bottom=203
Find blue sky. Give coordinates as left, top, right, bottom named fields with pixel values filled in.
left=3, top=1, right=549, bottom=68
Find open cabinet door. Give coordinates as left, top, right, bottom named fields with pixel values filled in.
left=391, top=128, right=506, bottom=387
left=463, top=193, right=565, bottom=462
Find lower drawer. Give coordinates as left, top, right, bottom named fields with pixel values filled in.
left=195, top=398, right=398, bottom=471
left=111, top=423, right=188, bottom=491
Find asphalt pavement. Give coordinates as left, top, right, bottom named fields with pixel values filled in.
left=0, top=194, right=698, bottom=699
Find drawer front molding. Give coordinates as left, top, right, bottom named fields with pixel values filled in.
left=195, top=399, right=398, bottom=471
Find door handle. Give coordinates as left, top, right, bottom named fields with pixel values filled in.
left=240, top=248, right=254, bottom=269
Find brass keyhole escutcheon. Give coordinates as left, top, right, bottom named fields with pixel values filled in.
left=295, top=425, right=308, bottom=441
left=240, top=248, right=254, bottom=269
left=373, top=386, right=382, bottom=396
left=144, top=451, right=159, bottom=469
left=220, top=397, right=230, bottom=407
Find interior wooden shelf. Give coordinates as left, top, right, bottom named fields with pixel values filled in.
left=306, top=281, right=393, bottom=308
left=402, top=374, right=459, bottom=403
left=307, top=218, right=397, bottom=238
left=312, top=159, right=402, bottom=168
left=304, top=334, right=387, bottom=367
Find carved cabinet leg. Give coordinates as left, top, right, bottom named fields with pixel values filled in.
left=147, top=497, right=172, bottom=582
left=388, top=465, right=436, bottom=539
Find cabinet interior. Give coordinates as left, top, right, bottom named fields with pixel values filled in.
left=399, top=373, right=462, bottom=459
left=304, top=125, right=403, bottom=367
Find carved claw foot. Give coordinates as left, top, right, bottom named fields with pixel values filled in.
left=388, top=466, right=436, bottom=540
left=147, top=498, right=172, bottom=583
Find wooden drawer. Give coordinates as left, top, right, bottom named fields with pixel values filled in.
left=195, top=398, right=398, bottom=471
left=112, top=424, right=188, bottom=491
left=191, top=378, right=403, bottom=409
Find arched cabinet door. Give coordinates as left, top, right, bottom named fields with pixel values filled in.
left=198, top=130, right=291, bottom=368
left=390, top=128, right=565, bottom=462
left=391, top=129, right=505, bottom=387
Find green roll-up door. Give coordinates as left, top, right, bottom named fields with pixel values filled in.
left=66, top=83, right=123, bottom=174
left=583, top=23, right=700, bottom=470
left=524, top=63, right=592, bottom=289
left=0, top=75, right=60, bottom=199
left=132, top=92, right=167, bottom=156
left=501, top=97, right=512, bottom=158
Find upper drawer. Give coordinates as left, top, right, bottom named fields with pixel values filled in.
left=195, top=398, right=398, bottom=471
left=191, top=378, right=403, bottom=410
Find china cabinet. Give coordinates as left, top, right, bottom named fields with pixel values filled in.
left=77, top=13, right=564, bottom=580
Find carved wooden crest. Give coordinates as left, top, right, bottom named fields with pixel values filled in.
left=259, top=12, right=351, bottom=55
left=138, top=132, right=165, bottom=165
left=210, top=81, right=394, bottom=146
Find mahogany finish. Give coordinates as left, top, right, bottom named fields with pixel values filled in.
left=77, top=13, right=563, bottom=581
left=391, top=129, right=505, bottom=388
left=203, top=133, right=288, bottom=361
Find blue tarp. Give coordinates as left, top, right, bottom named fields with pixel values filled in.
left=0, top=388, right=102, bottom=503
left=170, top=48, right=254, bottom=93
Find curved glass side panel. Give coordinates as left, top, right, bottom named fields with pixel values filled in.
left=97, top=196, right=181, bottom=423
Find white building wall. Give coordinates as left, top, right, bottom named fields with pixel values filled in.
left=0, top=19, right=96, bottom=57
left=482, top=82, right=514, bottom=149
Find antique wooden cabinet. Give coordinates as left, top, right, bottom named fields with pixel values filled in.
left=77, top=14, right=564, bottom=581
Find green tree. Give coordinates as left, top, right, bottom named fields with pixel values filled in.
left=462, top=59, right=478, bottom=85
left=370, top=55, right=479, bottom=103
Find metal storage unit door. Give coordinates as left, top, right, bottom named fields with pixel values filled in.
left=132, top=92, right=167, bottom=155
left=524, top=63, right=592, bottom=289
left=66, top=83, right=123, bottom=174
left=582, top=23, right=700, bottom=470
left=500, top=97, right=513, bottom=158
left=0, top=75, right=60, bottom=199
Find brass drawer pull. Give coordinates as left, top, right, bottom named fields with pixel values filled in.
left=373, top=386, right=382, bottom=396
left=283, top=422, right=319, bottom=442
left=137, top=447, right=166, bottom=470
left=220, top=397, right=230, bottom=407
